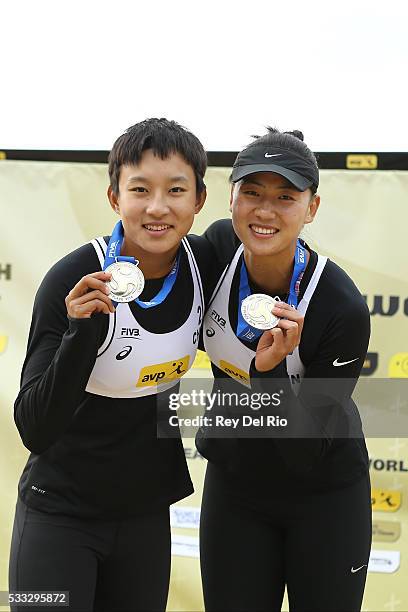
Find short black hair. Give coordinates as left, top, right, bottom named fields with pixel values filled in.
left=108, top=118, right=207, bottom=196
left=238, top=127, right=319, bottom=194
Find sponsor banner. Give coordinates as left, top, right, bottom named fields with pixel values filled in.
left=184, top=447, right=205, bottom=461
left=1, top=163, right=408, bottom=612
left=368, top=550, right=400, bottom=574
left=361, top=352, right=378, bottom=376
left=372, top=521, right=401, bottom=543
left=192, top=350, right=211, bottom=370
left=170, top=506, right=201, bottom=530
left=171, top=535, right=200, bottom=559
left=346, top=155, right=378, bottom=170
left=0, top=335, right=7, bottom=355
left=371, top=489, right=402, bottom=512
left=389, top=353, right=408, bottom=378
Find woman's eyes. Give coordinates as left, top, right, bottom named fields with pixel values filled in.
left=169, top=187, right=187, bottom=193
left=130, top=186, right=186, bottom=193
left=242, top=190, right=294, bottom=201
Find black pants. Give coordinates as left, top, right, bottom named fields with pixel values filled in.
left=9, top=498, right=171, bottom=612
left=200, top=463, right=372, bottom=612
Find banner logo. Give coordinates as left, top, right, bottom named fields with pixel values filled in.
left=184, top=447, right=205, bottom=460
left=0, top=263, right=12, bottom=281
left=371, top=488, right=401, bottom=512
left=137, top=356, right=189, bottom=387
left=388, top=353, right=408, bottom=377
left=368, top=549, right=400, bottom=573
left=170, top=506, right=200, bottom=529
left=372, top=521, right=401, bottom=542
left=361, top=352, right=378, bottom=376
left=0, top=335, right=8, bottom=354
left=346, top=154, right=378, bottom=169
left=192, top=350, right=211, bottom=370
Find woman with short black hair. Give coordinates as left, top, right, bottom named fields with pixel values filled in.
left=10, top=118, right=213, bottom=612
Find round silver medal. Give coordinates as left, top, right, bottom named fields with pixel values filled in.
left=105, top=261, right=145, bottom=303
left=241, top=294, right=280, bottom=330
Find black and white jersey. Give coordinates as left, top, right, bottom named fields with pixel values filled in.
left=86, top=237, right=203, bottom=398
left=196, top=219, right=371, bottom=498
left=14, top=234, right=215, bottom=519
left=203, top=243, right=328, bottom=388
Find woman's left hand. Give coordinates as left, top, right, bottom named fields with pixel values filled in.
left=254, top=302, right=305, bottom=372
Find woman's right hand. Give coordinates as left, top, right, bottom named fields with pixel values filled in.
left=65, top=272, right=115, bottom=319
left=254, top=302, right=304, bottom=372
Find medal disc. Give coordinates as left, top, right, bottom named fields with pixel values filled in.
left=241, top=294, right=280, bottom=330
left=105, top=261, right=145, bottom=302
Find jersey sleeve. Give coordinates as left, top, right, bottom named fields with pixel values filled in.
left=185, top=233, right=220, bottom=308
left=14, top=249, right=106, bottom=454
left=249, top=298, right=371, bottom=475
left=202, top=218, right=241, bottom=269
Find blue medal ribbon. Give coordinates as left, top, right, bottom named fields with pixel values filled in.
left=104, top=221, right=180, bottom=309
left=236, top=239, right=307, bottom=342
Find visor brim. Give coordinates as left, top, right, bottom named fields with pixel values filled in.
left=231, top=163, right=313, bottom=192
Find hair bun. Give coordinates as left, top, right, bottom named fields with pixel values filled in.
left=285, top=130, right=304, bottom=141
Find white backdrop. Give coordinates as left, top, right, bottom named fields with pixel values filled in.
left=1, top=0, right=408, bottom=152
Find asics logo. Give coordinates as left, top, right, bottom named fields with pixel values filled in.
left=350, top=564, right=367, bottom=573
left=116, top=346, right=133, bottom=360
left=264, top=153, right=282, bottom=158
left=333, top=357, right=359, bottom=367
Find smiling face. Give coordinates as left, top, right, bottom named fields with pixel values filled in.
left=230, top=172, right=319, bottom=258
left=108, top=149, right=206, bottom=262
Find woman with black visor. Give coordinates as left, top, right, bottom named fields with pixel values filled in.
left=197, top=128, right=372, bottom=612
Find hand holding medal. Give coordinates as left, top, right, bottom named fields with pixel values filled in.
left=253, top=302, right=305, bottom=372
left=66, top=271, right=116, bottom=319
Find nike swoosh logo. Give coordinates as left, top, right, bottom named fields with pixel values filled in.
left=351, top=565, right=367, bottom=573
left=265, top=153, right=282, bottom=158
left=333, top=357, right=359, bottom=367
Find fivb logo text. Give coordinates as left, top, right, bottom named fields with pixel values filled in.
left=120, top=327, right=140, bottom=338
left=210, top=309, right=226, bottom=330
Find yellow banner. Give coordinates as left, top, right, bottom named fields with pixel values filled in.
left=1, top=162, right=408, bottom=611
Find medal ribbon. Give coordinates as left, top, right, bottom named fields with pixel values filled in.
left=104, top=220, right=180, bottom=309
left=236, top=239, right=307, bottom=342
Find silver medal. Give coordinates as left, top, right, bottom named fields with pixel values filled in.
left=241, top=294, right=280, bottom=330
left=105, top=261, right=145, bottom=303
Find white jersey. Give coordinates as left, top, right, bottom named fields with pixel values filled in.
left=203, top=245, right=327, bottom=391
left=86, top=237, right=203, bottom=398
